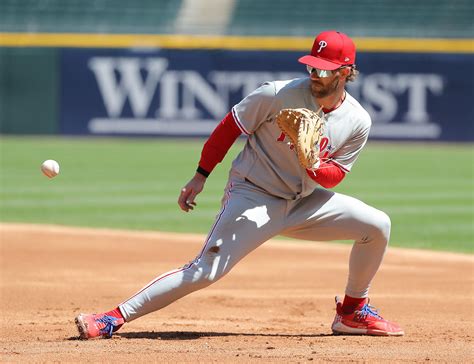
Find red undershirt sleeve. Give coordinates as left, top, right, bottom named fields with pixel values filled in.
left=197, top=112, right=242, bottom=177
left=306, top=161, right=346, bottom=188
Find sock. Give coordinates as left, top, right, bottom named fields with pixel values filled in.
left=341, top=295, right=368, bottom=315
left=104, top=307, right=125, bottom=332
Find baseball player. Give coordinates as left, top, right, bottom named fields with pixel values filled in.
left=75, top=30, right=404, bottom=339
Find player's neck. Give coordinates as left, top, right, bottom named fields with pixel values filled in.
left=316, top=89, right=346, bottom=113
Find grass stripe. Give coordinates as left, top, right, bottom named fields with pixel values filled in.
left=386, top=206, right=473, bottom=213
left=0, top=195, right=220, bottom=207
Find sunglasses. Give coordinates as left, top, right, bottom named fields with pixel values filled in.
left=306, top=65, right=349, bottom=78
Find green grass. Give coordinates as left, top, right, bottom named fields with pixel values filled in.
left=1, top=136, right=473, bottom=253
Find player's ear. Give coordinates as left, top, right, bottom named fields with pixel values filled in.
left=339, top=67, right=350, bottom=78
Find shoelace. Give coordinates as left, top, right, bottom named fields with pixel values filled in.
left=357, top=304, right=383, bottom=320
left=96, top=315, right=119, bottom=337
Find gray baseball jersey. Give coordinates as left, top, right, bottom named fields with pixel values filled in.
left=231, top=77, right=371, bottom=199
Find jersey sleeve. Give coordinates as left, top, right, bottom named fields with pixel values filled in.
left=231, top=82, right=279, bottom=135
left=330, top=121, right=371, bottom=173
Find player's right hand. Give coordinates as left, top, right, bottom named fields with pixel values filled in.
left=178, top=173, right=207, bottom=212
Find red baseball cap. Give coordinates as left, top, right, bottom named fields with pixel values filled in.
left=298, top=30, right=356, bottom=71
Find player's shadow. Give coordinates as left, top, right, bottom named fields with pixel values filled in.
left=115, top=331, right=333, bottom=340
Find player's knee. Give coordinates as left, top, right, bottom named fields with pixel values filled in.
left=194, top=266, right=225, bottom=287
left=372, top=210, right=391, bottom=243
left=184, top=254, right=228, bottom=287
left=358, top=209, right=391, bottom=245
left=181, top=263, right=214, bottom=289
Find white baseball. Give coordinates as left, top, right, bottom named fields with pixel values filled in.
left=41, top=160, right=60, bottom=178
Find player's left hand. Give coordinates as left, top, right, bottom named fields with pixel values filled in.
left=275, top=107, right=325, bottom=169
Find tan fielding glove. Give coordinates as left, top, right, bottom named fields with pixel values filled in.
left=275, top=107, right=325, bottom=169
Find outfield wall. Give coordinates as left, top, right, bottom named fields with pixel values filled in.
left=1, top=35, right=473, bottom=141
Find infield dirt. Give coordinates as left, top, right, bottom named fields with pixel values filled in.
left=1, top=223, right=472, bottom=363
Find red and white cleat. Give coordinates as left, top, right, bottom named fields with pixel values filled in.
left=331, top=296, right=404, bottom=336
left=75, top=313, right=124, bottom=339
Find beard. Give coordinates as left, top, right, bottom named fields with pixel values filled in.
left=310, top=77, right=340, bottom=98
